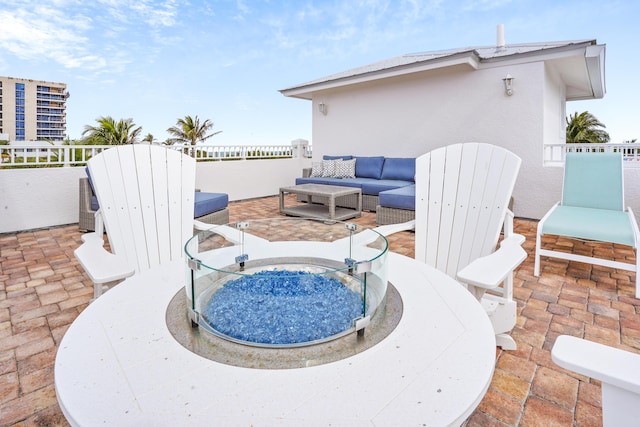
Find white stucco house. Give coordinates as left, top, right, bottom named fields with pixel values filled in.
left=280, top=34, right=610, bottom=220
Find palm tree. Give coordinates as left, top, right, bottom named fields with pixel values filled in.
left=82, top=116, right=142, bottom=145
left=142, top=133, right=155, bottom=144
left=166, top=115, right=221, bottom=156
left=566, top=111, right=610, bottom=144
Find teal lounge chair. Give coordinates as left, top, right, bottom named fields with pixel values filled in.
left=534, top=152, right=640, bottom=298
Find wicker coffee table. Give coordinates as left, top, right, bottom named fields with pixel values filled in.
left=279, top=183, right=362, bottom=220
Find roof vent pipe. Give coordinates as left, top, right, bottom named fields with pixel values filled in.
left=496, top=24, right=505, bottom=51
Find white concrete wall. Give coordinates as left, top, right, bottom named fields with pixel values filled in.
left=194, top=158, right=310, bottom=201
left=0, top=157, right=311, bottom=234
left=0, top=167, right=86, bottom=233
left=309, top=61, right=583, bottom=220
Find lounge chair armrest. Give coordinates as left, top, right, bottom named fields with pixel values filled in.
left=74, top=237, right=135, bottom=284
left=456, top=234, right=527, bottom=290
left=552, top=335, right=640, bottom=395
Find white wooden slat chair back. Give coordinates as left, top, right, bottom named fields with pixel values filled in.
left=87, top=145, right=195, bottom=275
left=415, top=142, right=520, bottom=276
left=414, top=142, right=525, bottom=350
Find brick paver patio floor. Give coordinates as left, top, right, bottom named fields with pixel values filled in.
left=2, top=195, right=639, bottom=426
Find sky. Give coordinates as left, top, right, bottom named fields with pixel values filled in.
left=0, top=0, right=638, bottom=145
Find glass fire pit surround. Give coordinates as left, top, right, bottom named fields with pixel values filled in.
left=183, top=218, right=389, bottom=348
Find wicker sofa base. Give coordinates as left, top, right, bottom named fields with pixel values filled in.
left=79, top=178, right=98, bottom=232
left=196, top=207, right=230, bottom=225
left=376, top=205, right=416, bottom=225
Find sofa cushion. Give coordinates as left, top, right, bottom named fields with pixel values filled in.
left=361, top=180, right=414, bottom=196
left=380, top=158, right=415, bottom=182
left=84, top=167, right=100, bottom=211
left=323, top=155, right=353, bottom=161
left=379, top=185, right=416, bottom=210
left=355, top=156, right=385, bottom=179
left=194, top=192, right=229, bottom=218
left=85, top=167, right=96, bottom=191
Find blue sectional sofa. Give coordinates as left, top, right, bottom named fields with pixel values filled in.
left=296, top=155, right=416, bottom=224
left=79, top=172, right=229, bottom=231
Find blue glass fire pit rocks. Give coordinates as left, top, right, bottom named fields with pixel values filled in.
left=202, top=270, right=364, bottom=345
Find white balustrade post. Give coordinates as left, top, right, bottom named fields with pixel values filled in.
left=291, top=139, right=309, bottom=158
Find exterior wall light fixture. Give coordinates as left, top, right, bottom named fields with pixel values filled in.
left=503, top=74, right=514, bottom=96
left=318, top=102, right=327, bottom=115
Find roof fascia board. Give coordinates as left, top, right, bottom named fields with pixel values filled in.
left=584, top=44, right=606, bottom=99
left=480, top=41, right=595, bottom=65
left=280, top=52, right=481, bottom=99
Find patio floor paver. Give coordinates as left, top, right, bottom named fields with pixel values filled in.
left=1, top=194, right=639, bottom=426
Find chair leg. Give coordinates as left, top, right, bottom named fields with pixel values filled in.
left=636, top=249, right=640, bottom=299
left=481, top=294, right=517, bottom=350
left=534, top=227, right=543, bottom=277
left=495, top=334, right=517, bottom=351
left=92, top=281, right=109, bottom=301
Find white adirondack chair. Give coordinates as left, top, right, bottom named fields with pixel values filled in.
left=414, top=142, right=527, bottom=350
left=552, top=335, right=640, bottom=427
left=75, top=145, right=198, bottom=299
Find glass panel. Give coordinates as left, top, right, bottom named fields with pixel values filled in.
left=184, top=218, right=388, bottom=348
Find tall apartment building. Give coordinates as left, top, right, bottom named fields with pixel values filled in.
left=0, top=76, right=68, bottom=142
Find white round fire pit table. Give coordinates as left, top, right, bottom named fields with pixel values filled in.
left=55, top=219, right=496, bottom=426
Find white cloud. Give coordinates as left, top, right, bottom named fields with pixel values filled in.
left=0, top=0, right=185, bottom=77
left=0, top=11, right=93, bottom=67
left=461, top=0, right=513, bottom=12
left=130, top=0, right=179, bottom=27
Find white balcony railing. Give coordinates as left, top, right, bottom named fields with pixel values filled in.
left=4, top=142, right=637, bottom=168
left=544, top=143, right=640, bottom=167
left=0, top=142, right=313, bottom=167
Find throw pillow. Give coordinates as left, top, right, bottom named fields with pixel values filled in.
left=310, top=162, right=324, bottom=177
left=334, top=159, right=356, bottom=178
left=322, top=159, right=339, bottom=177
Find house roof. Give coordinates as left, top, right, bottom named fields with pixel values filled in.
left=280, top=39, right=605, bottom=101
